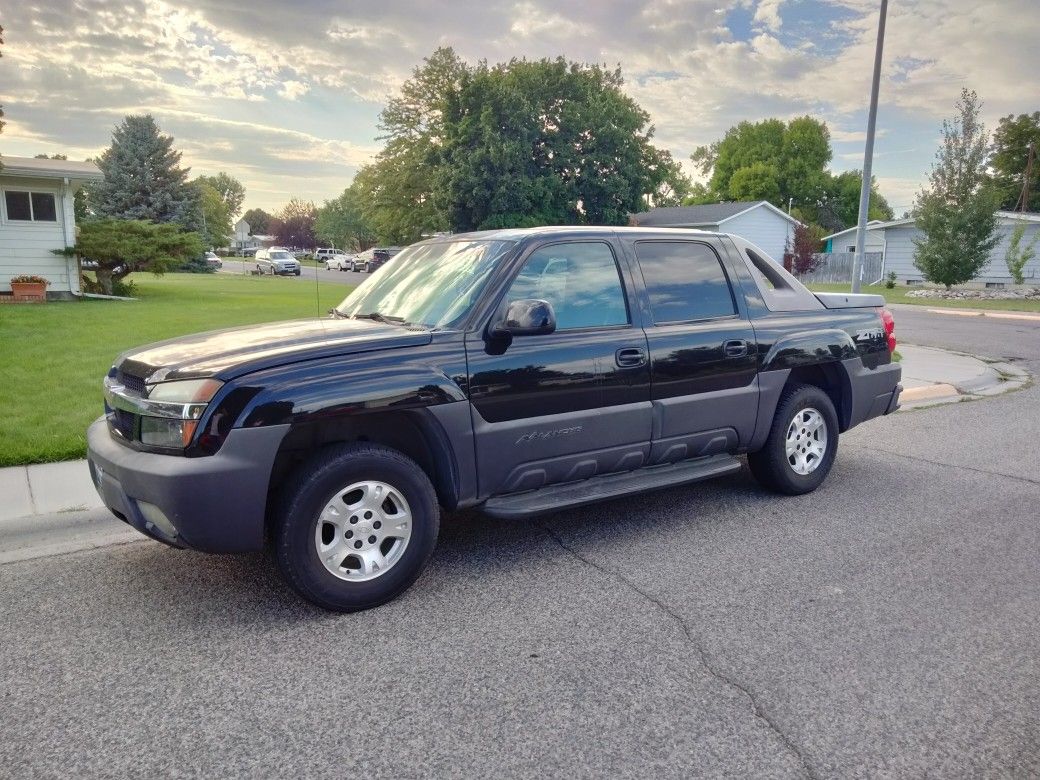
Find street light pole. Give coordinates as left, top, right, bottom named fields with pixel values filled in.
left=851, top=0, right=888, bottom=293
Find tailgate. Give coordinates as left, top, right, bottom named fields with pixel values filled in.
left=814, top=292, right=887, bottom=309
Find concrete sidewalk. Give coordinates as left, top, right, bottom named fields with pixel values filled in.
left=898, top=343, right=1031, bottom=406
left=0, top=459, right=102, bottom=523
left=0, top=343, right=1029, bottom=525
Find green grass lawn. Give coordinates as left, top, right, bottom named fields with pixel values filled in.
left=808, top=283, right=1040, bottom=313
left=0, top=273, right=354, bottom=467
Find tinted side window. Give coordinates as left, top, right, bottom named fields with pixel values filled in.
left=505, top=242, right=629, bottom=330
left=635, top=241, right=736, bottom=323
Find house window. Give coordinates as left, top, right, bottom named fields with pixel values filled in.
left=4, top=190, right=58, bottom=222
left=985, top=282, right=1006, bottom=289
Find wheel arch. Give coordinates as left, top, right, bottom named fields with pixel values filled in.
left=783, top=362, right=852, bottom=432
left=265, top=409, right=462, bottom=536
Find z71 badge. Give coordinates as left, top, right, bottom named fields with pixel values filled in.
left=854, top=327, right=884, bottom=342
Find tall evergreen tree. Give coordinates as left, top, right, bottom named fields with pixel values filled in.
left=913, top=89, right=1000, bottom=288
left=93, top=115, right=194, bottom=225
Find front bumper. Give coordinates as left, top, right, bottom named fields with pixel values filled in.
left=86, top=418, right=289, bottom=553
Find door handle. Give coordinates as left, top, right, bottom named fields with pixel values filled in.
left=723, top=339, right=749, bottom=358
left=615, top=347, right=647, bottom=368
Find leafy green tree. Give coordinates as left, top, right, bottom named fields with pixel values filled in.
left=1004, top=224, right=1039, bottom=284
left=271, top=198, right=317, bottom=247
left=913, top=89, right=1000, bottom=288
left=315, top=187, right=374, bottom=250
left=93, top=115, right=194, bottom=225
left=60, top=219, right=203, bottom=295
left=691, top=116, right=872, bottom=227
left=816, top=170, right=894, bottom=232
left=727, top=161, right=782, bottom=203
left=443, top=57, right=686, bottom=231
left=241, top=207, right=270, bottom=235
left=351, top=47, right=468, bottom=243
left=681, top=182, right=718, bottom=206
left=194, top=172, right=245, bottom=220
left=988, top=112, right=1040, bottom=212
left=189, top=180, right=231, bottom=247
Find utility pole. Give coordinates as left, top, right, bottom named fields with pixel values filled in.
left=851, top=0, right=888, bottom=293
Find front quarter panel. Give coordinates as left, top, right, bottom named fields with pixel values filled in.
left=216, top=335, right=470, bottom=429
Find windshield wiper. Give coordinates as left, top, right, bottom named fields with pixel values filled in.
left=328, top=308, right=349, bottom=319
left=352, top=311, right=405, bottom=324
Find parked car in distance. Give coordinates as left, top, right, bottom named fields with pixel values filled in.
left=88, top=226, right=901, bottom=613
left=363, top=246, right=402, bottom=273
left=204, top=251, right=222, bottom=270
left=317, top=249, right=353, bottom=271
left=256, top=248, right=301, bottom=276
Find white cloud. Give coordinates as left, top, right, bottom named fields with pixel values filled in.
left=753, top=0, right=785, bottom=31
left=1, top=0, right=1037, bottom=212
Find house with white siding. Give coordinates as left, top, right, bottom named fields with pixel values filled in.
left=0, top=156, right=103, bottom=299
left=629, top=201, right=799, bottom=263
left=822, top=211, right=1040, bottom=286
left=822, top=221, right=887, bottom=256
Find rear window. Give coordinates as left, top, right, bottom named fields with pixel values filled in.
left=635, top=241, right=736, bottom=323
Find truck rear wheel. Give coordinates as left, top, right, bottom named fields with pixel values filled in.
left=748, top=384, right=838, bottom=495
left=274, top=443, right=440, bottom=611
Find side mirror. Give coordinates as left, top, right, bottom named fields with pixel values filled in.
left=495, top=299, right=557, bottom=337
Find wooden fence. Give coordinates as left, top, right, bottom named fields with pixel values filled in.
left=797, top=252, right=885, bottom=285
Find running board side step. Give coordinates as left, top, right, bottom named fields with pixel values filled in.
left=482, top=454, right=742, bottom=520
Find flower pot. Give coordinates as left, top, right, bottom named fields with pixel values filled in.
left=10, top=282, right=48, bottom=302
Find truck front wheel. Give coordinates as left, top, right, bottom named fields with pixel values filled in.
left=748, top=384, right=838, bottom=495
left=274, top=443, right=440, bottom=611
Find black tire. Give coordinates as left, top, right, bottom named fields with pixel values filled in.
left=294, top=270, right=301, bottom=276
left=747, top=383, right=839, bottom=495
left=274, top=443, right=440, bottom=611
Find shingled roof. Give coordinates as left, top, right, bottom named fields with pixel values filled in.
left=630, top=200, right=798, bottom=227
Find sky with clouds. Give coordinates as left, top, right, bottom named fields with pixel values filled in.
left=2, top=0, right=1038, bottom=215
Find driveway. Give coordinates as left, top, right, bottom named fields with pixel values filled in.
left=2, top=307, right=1039, bottom=777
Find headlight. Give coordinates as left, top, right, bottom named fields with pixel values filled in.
left=140, top=378, right=223, bottom=448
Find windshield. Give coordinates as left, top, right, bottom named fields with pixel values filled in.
left=270, top=251, right=292, bottom=259
left=335, top=240, right=516, bottom=328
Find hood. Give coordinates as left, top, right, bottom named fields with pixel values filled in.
left=117, top=317, right=432, bottom=382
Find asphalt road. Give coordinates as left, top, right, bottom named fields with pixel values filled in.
left=219, top=258, right=365, bottom=285
left=2, top=307, right=1039, bottom=778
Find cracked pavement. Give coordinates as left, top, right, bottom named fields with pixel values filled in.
left=2, top=303, right=1039, bottom=778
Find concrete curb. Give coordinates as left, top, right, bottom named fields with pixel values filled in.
left=900, top=383, right=959, bottom=403
left=924, top=308, right=1040, bottom=322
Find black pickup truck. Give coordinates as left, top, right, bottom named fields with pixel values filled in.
left=88, top=227, right=900, bottom=611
